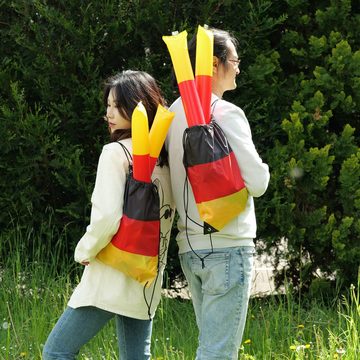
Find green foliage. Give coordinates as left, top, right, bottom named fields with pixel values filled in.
left=0, top=81, right=91, bottom=248
left=0, top=0, right=359, bottom=290
left=255, top=0, right=360, bottom=292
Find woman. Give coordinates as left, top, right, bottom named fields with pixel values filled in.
left=166, top=28, right=270, bottom=359
left=43, top=70, right=175, bottom=360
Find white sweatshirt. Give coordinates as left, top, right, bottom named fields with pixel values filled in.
left=68, top=139, right=175, bottom=319
left=166, top=94, right=270, bottom=254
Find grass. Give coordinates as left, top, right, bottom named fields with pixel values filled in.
left=0, top=227, right=359, bottom=359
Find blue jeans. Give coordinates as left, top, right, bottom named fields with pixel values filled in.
left=179, top=246, right=254, bottom=360
left=42, top=306, right=152, bottom=360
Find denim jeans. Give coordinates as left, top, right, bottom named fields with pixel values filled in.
left=42, top=306, right=152, bottom=360
left=179, top=246, right=254, bottom=360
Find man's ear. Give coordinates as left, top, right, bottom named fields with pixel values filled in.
left=213, top=56, right=219, bottom=73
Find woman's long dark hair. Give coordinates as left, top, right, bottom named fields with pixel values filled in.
left=103, top=70, right=168, bottom=166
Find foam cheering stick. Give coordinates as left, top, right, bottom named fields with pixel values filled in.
left=132, top=102, right=151, bottom=183
left=163, top=31, right=205, bottom=126
left=149, top=104, right=175, bottom=173
left=195, top=25, right=213, bottom=124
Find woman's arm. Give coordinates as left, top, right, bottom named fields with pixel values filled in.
left=74, top=143, right=128, bottom=263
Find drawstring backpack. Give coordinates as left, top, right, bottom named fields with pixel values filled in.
left=182, top=100, right=248, bottom=266
left=97, top=143, right=161, bottom=294
left=183, top=99, right=248, bottom=234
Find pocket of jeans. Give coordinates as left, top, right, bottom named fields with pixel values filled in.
left=190, top=252, right=230, bottom=295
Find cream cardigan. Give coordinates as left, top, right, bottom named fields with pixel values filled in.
left=68, top=139, right=175, bottom=319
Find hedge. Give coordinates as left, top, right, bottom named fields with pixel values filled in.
left=1, top=0, right=359, bottom=293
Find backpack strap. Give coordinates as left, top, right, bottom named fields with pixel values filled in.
left=117, top=141, right=132, bottom=168
left=210, top=98, right=220, bottom=123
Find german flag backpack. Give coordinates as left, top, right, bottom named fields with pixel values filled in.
left=97, top=143, right=160, bottom=287
left=183, top=100, right=248, bottom=234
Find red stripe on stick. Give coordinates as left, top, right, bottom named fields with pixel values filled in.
left=133, top=154, right=151, bottom=183
left=149, top=156, right=157, bottom=175
left=195, top=75, right=212, bottom=124
left=178, top=80, right=205, bottom=127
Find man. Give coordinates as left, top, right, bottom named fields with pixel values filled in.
left=166, top=28, right=270, bottom=360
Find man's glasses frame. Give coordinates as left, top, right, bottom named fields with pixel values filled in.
left=227, top=58, right=241, bottom=66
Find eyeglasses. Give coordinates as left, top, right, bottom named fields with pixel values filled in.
left=227, top=58, right=241, bottom=66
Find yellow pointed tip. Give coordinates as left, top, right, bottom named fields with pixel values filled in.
left=195, top=25, right=214, bottom=76
left=163, top=30, right=187, bottom=41
left=155, top=104, right=175, bottom=120
left=149, top=105, right=175, bottom=158
left=132, top=101, right=149, bottom=155
left=136, top=100, right=146, bottom=112
left=162, top=30, right=194, bottom=82
left=132, top=101, right=148, bottom=121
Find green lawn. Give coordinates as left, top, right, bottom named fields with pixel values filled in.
left=0, top=227, right=359, bottom=359
left=1, top=256, right=359, bottom=359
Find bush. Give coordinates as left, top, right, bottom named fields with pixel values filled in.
left=254, top=0, right=360, bottom=291
left=0, top=0, right=358, bottom=291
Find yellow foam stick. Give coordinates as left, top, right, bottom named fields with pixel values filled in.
left=149, top=105, right=175, bottom=172
left=149, top=105, right=175, bottom=158
left=195, top=25, right=214, bottom=123
left=132, top=102, right=151, bottom=182
left=195, top=25, right=213, bottom=77
left=162, top=31, right=194, bottom=83
left=132, top=102, right=150, bottom=155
